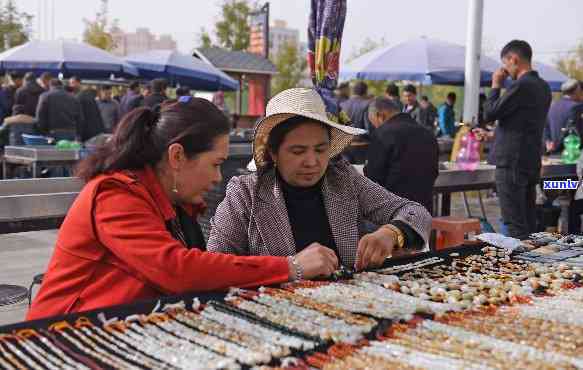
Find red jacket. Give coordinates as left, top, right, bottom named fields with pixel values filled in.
left=27, top=167, right=289, bottom=320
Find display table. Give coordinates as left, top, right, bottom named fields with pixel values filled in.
left=1, top=237, right=582, bottom=369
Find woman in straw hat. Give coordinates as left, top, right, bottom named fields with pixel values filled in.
left=208, top=88, right=431, bottom=271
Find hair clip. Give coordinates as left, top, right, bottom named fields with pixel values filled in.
left=178, top=95, right=193, bottom=103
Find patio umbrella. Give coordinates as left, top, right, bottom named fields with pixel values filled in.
left=0, top=40, right=138, bottom=79
left=125, top=49, right=238, bottom=91
left=340, top=37, right=500, bottom=86
left=308, top=0, right=348, bottom=122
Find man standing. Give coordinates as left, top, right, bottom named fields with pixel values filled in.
left=544, top=79, right=583, bottom=153
left=35, top=79, right=83, bottom=141
left=438, top=92, right=457, bottom=137
left=3, top=72, right=24, bottom=114
left=76, top=83, right=105, bottom=142
left=402, top=84, right=421, bottom=125
left=340, top=81, right=371, bottom=131
left=419, top=96, right=438, bottom=133
left=365, top=97, right=439, bottom=213
left=97, top=85, right=120, bottom=133
left=484, top=40, right=552, bottom=239
left=38, top=72, right=53, bottom=92
left=119, top=81, right=143, bottom=117
left=334, top=82, right=350, bottom=106
left=15, top=73, right=44, bottom=117
left=385, top=83, right=403, bottom=112
left=68, top=76, right=82, bottom=95
left=143, top=78, right=168, bottom=109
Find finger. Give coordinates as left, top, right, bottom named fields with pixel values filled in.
left=360, top=242, right=376, bottom=271
left=322, top=248, right=339, bottom=269
left=355, top=238, right=367, bottom=270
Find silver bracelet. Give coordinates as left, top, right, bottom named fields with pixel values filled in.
left=288, top=256, right=303, bottom=281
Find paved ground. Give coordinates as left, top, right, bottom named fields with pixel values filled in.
left=0, top=191, right=501, bottom=327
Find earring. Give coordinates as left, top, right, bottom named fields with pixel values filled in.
left=172, top=172, right=179, bottom=194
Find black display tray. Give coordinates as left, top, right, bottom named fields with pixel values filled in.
left=0, top=244, right=485, bottom=334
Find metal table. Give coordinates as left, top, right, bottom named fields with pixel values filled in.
left=2, top=146, right=81, bottom=178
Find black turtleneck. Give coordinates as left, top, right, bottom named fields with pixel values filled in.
left=278, top=172, right=338, bottom=256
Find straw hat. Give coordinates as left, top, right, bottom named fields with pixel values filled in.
left=253, top=88, right=366, bottom=168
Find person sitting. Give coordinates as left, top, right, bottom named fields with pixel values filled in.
left=365, top=98, right=439, bottom=214
left=27, top=97, right=335, bottom=320
left=207, top=88, right=431, bottom=271
left=0, top=104, right=36, bottom=147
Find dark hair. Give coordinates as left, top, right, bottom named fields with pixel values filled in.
left=403, top=84, right=417, bottom=95
left=385, top=83, right=399, bottom=97
left=421, top=95, right=429, bottom=102
left=8, top=71, right=23, bottom=80
left=352, top=81, right=368, bottom=96
left=500, top=40, right=532, bottom=62
left=40, top=72, right=53, bottom=80
left=69, top=75, right=81, bottom=83
left=49, top=79, right=63, bottom=88
left=447, top=92, right=457, bottom=100
left=151, top=78, right=167, bottom=94
left=100, top=84, right=113, bottom=91
left=129, top=81, right=140, bottom=91
left=24, top=72, right=36, bottom=82
left=75, top=97, right=231, bottom=181
left=12, top=104, right=25, bottom=115
left=371, top=97, right=400, bottom=114
left=264, top=115, right=331, bottom=167
left=176, top=86, right=191, bottom=97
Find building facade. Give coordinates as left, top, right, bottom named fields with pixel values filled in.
left=111, top=27, right=177, bottom=56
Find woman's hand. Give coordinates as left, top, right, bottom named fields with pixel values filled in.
left=291, top=243, right=339, bottom=280
left=355, top=227, right=396, bottom=271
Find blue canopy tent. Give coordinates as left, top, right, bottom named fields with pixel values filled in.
left=340, top=37, right=500, bottom=86
left=340, top=37, right=568, bottom=92
left=125, top=50, right=239, bottom=91
left=0, top=40, right=138, bottom=79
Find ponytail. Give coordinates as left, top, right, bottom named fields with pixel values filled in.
left=75, top=98, right=231, bottom=181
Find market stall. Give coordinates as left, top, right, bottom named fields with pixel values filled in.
left=1, top=233, right=583, bottom=369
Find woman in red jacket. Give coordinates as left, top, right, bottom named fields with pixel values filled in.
left=27, top=97, right=338, bottom=320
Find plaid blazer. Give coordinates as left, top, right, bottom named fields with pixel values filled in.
left=207, top=159, right=431, bottom=268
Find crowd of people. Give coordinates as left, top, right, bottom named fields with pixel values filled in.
left=335, top=80, right=465, bottom=139
left=0, top=74, right=192, bottom=148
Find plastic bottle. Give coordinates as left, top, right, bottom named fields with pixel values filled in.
left=561, top=127, right=581, bottom=164
left=455, top=130, right=480, bottom=170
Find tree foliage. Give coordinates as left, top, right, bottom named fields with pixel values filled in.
left=83, top=0, right=116, bottom=51
left=272, top=41, right=307, bottom=95
left=556, top=40, right=583, bottom=81
left=345, top=37, right=387, bottom=63
left=199, top=27, right=213, bottom=48
left=0, top=0, right=32, bottom=52
left=215, top=0, right=253, bottom=51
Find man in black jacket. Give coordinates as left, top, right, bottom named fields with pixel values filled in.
left=15, top=73, right=44, bottom=117
left=35, top=79, right=83, bottom=140
left=143, top=78, right=168, bottom=109
left=364, top=97, right=439, bottom=213
left=484, top=40, right=552, bottom=239
left=119, top=81, right=144, bottom=117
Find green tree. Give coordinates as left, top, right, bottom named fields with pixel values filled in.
left=556, top=40, right=583, bottom=81
left=198, top=27, right=213, bottom=48
left=215, top=0, right=252, bottom=51
left=271, top=41, right=307, bottom=95
left=345, top=37, right=387, bottom=63
left=0, top=0, right=33, bottom=51
left=83, top=0, right=116, bottom=51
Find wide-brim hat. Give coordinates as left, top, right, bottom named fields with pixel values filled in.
left=253, top=88, right=366, bottom=168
